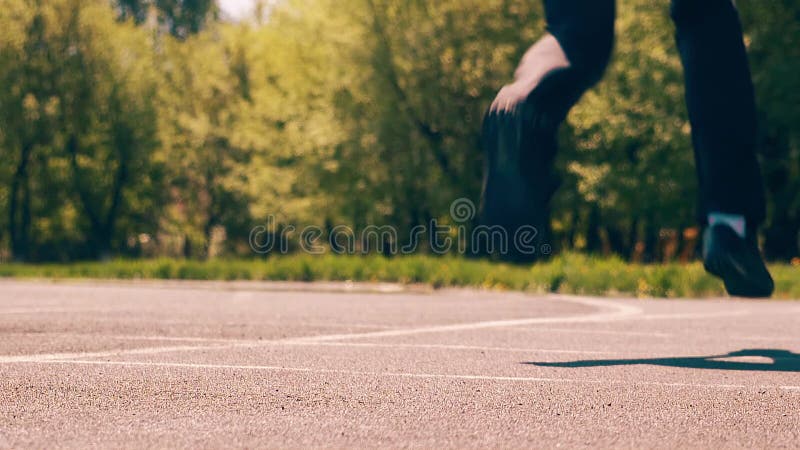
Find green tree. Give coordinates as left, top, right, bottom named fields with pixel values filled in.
left=0, top=2, right=55, bottom=260
left=113, top=0, right=217, bottom=38
left=556, top=0, right=694, bottom=259
left=2, top=0, right=798, bottom=262
left=266, top=0, right=544, bottom=244
left=0, top=0, right=163, bottom=260
left=740, top=1, right=800, bottom=260
left=157, top=25, right=257, bottom=257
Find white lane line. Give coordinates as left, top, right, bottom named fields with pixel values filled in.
left=288, top=304, right=755, bottom=343
left=40, top=330, right=800, bottom=347
left=506, top=309, right=752, bottom=327
left=0, top=308, right=93, bottom=315
left=18, top=359, right=800, bottom=391
left=504, top=310, right=754, bottom=336
left=505, top=327, right=673, bottom=337
left=290, top=296, right=643, bottom=343
left=0, top=296, right=641, bottom=363
left=726, top=335, right=800, bottom=343
left=94, top=335, right=240, bottom=343
left=294, top=341, right=614, bottom=355
left=20, top=323, right=400, bottom=342
left=238, top=321, right=400, bottom=330
left=0, top=344, right=232, bottom=364
left=635, top=311, right=751, bottom=321
left=0, top=333, right=236, bottom=344
left=0, top=342, right=616, bottom=364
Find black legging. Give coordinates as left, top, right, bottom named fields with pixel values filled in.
left=529, top=0, right=766, bottom=225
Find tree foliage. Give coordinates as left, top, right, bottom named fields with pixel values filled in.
left=113, top=0, right=217, bottom=38
left=1, top=0, right=798, bottom=261
left=1, top=0, right=161, bottom=260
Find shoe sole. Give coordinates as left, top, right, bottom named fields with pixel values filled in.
left=704, top=248, right=774, bottom=298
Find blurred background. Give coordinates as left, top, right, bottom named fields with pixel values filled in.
left=1, top=0, right=798, bottom=263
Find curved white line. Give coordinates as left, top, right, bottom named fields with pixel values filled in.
left=0, top=295, right=640, bottom=363
left=290, top=295, right=643, bottom=343
left=21, top=359, right=800, bottom=391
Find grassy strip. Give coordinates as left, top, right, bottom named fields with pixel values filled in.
left=1, top=253, right=798, bottom=299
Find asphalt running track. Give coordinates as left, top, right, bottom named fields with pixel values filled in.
left=1, top=280, right=799, bottom=448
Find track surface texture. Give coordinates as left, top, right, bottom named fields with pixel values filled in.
left=1, top=280, right=799, bottom=449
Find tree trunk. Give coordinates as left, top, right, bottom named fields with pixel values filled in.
left=643, top=220, right=658, bottom=263
left=606, top=225, right=627, bottom=257
left=585, top=207, right=601, bottom=253
left=627, top=218, right=639, bottom=260
left=67, top=135, right=127, bottom=259
left=764, top=217, right=800, bottom=261
left=9, top=143, right=32, bottom=261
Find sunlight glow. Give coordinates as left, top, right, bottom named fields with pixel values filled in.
left=218, top=0, right=256, bottom=20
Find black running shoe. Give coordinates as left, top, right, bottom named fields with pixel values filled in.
left=478, top=102, right=559, bottom=264
left=703, top=224, right=774, bottom=298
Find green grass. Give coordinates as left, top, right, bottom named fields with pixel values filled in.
left=1, top=253, right=798, bottom=299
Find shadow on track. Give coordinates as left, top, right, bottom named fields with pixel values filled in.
left=525, top=349, right=800, bottom=372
